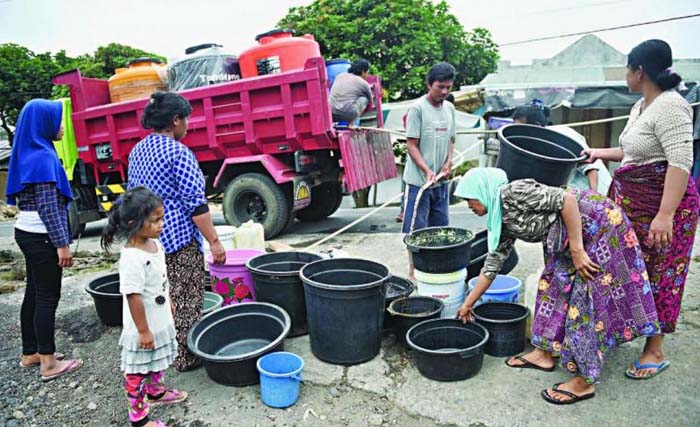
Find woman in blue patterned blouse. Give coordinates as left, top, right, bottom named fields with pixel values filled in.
left=128, top=92, right=226, bottom=371
left=6, top=99, right=84, bottom=381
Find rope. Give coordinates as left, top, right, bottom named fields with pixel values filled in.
left=302, top=142, right=481, bottom=251
left=357, top=101, right=700, bottom=136
left=307, top=99, right=700, bottom=250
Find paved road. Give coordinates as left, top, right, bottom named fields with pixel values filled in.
left=0, top=197, right=486, bottom=241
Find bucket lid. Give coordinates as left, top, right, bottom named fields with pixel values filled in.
left=255, top=29, right=295, bottom=42
left=415, top=268, right=467, bottom=284
left=127, top=57, right=165, bottom=67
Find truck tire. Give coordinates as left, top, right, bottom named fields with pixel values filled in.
left=222, top=173, right=290, bottom=238
left=296, top=182, right=343, bottom=222
left=68, top=201, right=86, bottom=238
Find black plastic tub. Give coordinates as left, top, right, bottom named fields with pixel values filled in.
left=387, top=297, right=444, bottom=347
left=406, top=319, right=489, bottom=381
left=404, top=227, right=473, bottom=274
left=301, top=258, right=389, bottom=365
left=473, top=302, right=529, bottom=357
left=497, top=124, right=587, bottom=187
left=466, top=229, right=519, bottom=280
left=187, top=302, right=290, bottom=386
left=383, top=275, right=416, bottom=332
left=85, top=273, right=122, bottom=326
left=247, top=251, right=322, bottom=337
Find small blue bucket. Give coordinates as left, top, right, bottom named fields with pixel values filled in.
left=257, top=352, right=304, bottom=408
left=468, top=275, right=522, bottom=305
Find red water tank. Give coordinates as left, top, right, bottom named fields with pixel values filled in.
left=238, top=29, right=321, bottom=78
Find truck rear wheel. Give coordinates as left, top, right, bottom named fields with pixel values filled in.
left=68, top=201, right=86, bottom=238
left=222, top=173, right=290, bottom=238
left=296, top=182, right=343, bottom=222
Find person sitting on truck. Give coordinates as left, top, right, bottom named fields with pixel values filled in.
left=512, top=103, right=612, bottom=194
left=127, top=92, right=226, bottom=372
left=6, top=99, right=84, bottom=381
left=402, top=62, right=457, bottom=280
left=329, top=58, right=373, bottom=125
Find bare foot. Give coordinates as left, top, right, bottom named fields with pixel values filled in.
left=21, top=352, right=64, bottom=367
left=629, top=348, right=666, bottom=378
left=545, top=376, right=595, bottom=403
left=506, top=349, right=554, bottom=370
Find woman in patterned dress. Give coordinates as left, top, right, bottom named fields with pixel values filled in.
left=128, top=92, right=226, bottom=371
left=584, top=39, right=699, bottom=379
left=455, top=168, right=659, bottom=404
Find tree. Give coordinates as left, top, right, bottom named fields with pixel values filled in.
left=0, top=44, right=59, bottom=144
left=0, top=43, right=165, bottom=144
left=278, top=0, right=499, bottom=101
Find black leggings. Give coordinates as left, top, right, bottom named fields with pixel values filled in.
left=15, top=229, right=63, bottom=355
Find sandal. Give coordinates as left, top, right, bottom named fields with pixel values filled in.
left=505, top=355, right=555, bottom=372
left=625, top=359, right=670, bottom=380
left=19, top=352, right=65, bottom=368
left=40, top=359, right=83, bottom=382
left=149, top=389, right=188, bottom=407
left=541, top=383, right=595, bottom=405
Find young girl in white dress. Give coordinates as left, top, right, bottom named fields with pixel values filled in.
left=102, top=187, right=188, bottom=427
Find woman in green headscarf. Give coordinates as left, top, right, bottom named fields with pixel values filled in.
left=455, top=168, right=660, bottom=405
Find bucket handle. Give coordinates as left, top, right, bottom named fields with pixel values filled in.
left=291, top=374, right=304, bottom=383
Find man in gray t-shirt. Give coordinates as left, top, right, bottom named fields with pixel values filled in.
left=330, top=59, right=373, bottom=123
left=403, top=62, right=457, bottom=279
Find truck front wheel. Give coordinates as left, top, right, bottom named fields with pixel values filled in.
left=222, top=173, right=290, bottom=238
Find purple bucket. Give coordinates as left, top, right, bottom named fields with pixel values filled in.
left=208, top=249, right=265, bottom=306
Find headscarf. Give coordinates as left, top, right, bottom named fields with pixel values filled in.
left=6, top=99, right=73, bottom=204
left=455, top=168, right=509, bottom=252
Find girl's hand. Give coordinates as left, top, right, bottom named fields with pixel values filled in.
left=457, top=302, right=475, bottom=323
left=581, top=148, right=597, bottom=164
left=647, top=213, right=673, bottom=251
left=139, top=330, right=155, bottom=350
left=571, top=247, right=600, bottom=281
left=170, top=302, right=176, bottom=316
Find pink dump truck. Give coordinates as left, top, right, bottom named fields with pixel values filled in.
left=53, top=57, right=396, bottom=238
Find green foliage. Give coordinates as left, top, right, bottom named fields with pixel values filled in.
left=0, top=42, right=164, bottom=144
left=278, top=0, right=499, bottom=101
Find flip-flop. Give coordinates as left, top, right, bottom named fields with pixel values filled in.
left=19, top=352, right=65, bottom=368
left=541, top=383, right=595, bottom=405
left=149, top=389, right=188, bottom=407
left=505, top=355, right=556, bottom=372
left=40, top=359, right=83, bottom=382
left=625, top=359, right=670, bottom=380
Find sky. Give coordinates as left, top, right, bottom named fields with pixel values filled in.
left=1, top=0, right=699, bottom=65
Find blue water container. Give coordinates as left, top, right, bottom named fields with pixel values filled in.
left=326, top=59, right=351, bottom=88
left=468, top=275, right=522, bottom=305
left=257, top=352, right=304, bottom=408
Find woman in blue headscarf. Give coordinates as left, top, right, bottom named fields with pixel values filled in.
left=455, top=168, right=658, bottom=404
left=6, top=99, right=83, bottom=381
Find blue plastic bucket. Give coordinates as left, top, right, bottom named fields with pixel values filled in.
left=256, top=352, right=304, bottom=408
left=468, top=275, right=522, bottom=305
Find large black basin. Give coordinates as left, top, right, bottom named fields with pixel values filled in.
left=404, top=227, right=473, bottom=274
left=85, top=273, right=122, bottom=326
left=497, top=124, right=587, bottom=187
left=187, top=302, right=290, bottom=386
left=407, top=319, right=489, bottom=381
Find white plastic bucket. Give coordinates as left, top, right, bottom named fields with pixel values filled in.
left=415, top=268, right=467, bottom=305
left=203, top=226, right=237, bottom=271
left=440, top=293, right=465, bottom=319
